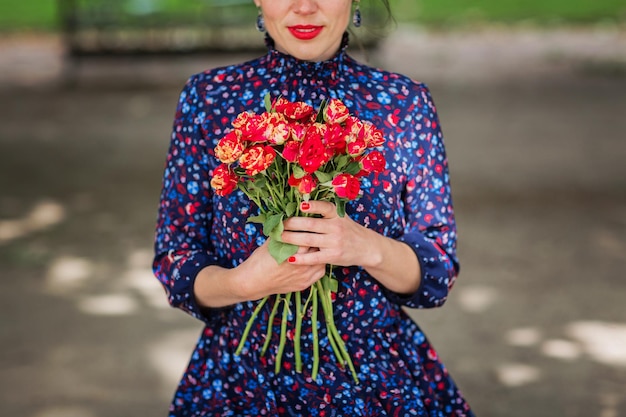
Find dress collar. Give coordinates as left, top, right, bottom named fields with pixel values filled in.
left=262, top=32, right=350, bottom=82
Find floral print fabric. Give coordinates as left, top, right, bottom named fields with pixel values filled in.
left=153, top=34, right=474, bottom=416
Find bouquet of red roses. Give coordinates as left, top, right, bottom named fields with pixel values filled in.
left=210, top=94, right=386, bottom=383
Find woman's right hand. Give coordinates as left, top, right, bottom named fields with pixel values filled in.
left=235, top=239, right=326, bottom=301
left=193, top=239, right=326, bottom=308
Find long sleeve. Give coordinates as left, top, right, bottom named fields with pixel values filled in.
left=385, top=83, right=460, bottom=309
left=153, top=76, right=229, bottom=325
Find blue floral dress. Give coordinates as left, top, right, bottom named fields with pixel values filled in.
left=153, top=34, right=474, bottom=417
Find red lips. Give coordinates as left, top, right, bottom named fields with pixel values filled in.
left=288, top=25, right=323, bottom=40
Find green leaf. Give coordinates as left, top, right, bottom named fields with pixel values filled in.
left=292, top=165, right=306, bottom=179
left=316, top=99, right=328, bottom=123
left=345, top=161, right=362, bottom=175
left=285, top=201, right=298, bottom=218
left=314, top=171, right=333, bottom=183
left=263, top=213, right=284, bottom=237
left=335, top=154, right=350, bottom=170
left=329, top=277, right=339, bottom=293
left=264, top=93, right=272, bottom=113
left=269, top=220, right=284, bottom=242
left=252, top=177, right=267, bottom=189
left=247, top=214, right=266, bottom=224
left=268, top=239, right=299, bottom=264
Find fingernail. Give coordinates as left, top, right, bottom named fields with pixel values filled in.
left=288, top=256, right=296, bottom=263
left=300, top=202, right=310, bottom=211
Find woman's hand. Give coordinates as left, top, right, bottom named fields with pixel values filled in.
left=281, top=200, right=380, bottom=269
left=281, top=200, right=422, bottom=296
left=235, top=240, right=327, bottom=300
left=194, top=200, right=421, bottom=309
left=194, top=240, right=326, bottom=308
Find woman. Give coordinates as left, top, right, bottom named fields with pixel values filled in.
left=153, top=0, right=474, bottom=415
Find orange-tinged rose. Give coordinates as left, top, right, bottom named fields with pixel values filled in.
left=233, top=111, right=264, bottom=141
left=347, top=135, right=367, bottom=157
left=324, top=98, right=350, bottom=124
left=331, top=173, right=361, bottom=200
left=272, top=97, right=291, bottom=111
left=210, top=164, right=239, bottom=196
left=345, top=116, right=368, bottom=156
left=259, top=112, right=290, bottom=145
left=275, top=98, right=314, bottom=121
left=232, top=111, right=256, bottom=129
left=215, top=130, right=245, bottom=163
left=239, top=144, right=276, bottom=176
left=363, top=121, right=385, bottom=148
left=289, top=123, right=308, bottom=142
left=288, top=173, right=318, bottom=195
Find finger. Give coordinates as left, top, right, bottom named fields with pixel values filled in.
left=300, top=200, right=337, bottom=219
left=283, top=216, right=329, bottom=234
left=296, top=245, right=312, bottom=254
left=288, top=249, right=328, bottom=266
left=282, top=229, right=325, bottom=249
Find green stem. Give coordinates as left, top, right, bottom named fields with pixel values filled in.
left=301, top=286, right=314, bottom=315
left=311, top=285, right=320, bottom=381
left=261, top=294, right=281, bottom=357
left=294, top=290, right=303, bottom=373
left=235, top=296, right=269, bottom=356
left=317, top=279, right=360, bottom=384
left=263, top=171, right=284, bottom=213
left=315, top=280, right=343, bottom=369
left=275, top=292, right=292, bottom=375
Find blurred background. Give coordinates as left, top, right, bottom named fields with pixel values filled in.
left=1, top=1, right=625, bottom=416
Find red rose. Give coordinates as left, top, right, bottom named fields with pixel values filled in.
left=323, top=123, right=348, bottom=156
left=359, top=150, right=386, bottom=174
left=298, top=123, right=330, bottom=173
left=324, top=98, right=350, bottom=124
left=215, top=130, right=245, bottom=164
left=210, top=164, right=239, bottom=196
left=282, top=140, right=300, bottom=163
left=288, top=173, right=318, bottom=195
left=239, top=144, right=276, bottom=175
left=331, top=173, right=361, bottom=200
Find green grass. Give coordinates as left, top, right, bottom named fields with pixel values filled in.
left=0, top=0, right=624, bottom=31
left=400, top=0, right=626, bottom=25
left=0, top=0, right=58, bottom=30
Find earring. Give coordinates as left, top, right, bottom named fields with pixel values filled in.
left=256, top=9, right=266, bottom=32
left=352, top=2, right=362, bottom=27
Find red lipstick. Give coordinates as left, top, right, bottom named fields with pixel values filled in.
left=288, top=25, right=323, bottom=40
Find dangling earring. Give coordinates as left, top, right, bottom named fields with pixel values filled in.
left=256, top=8, right=266, bottom=32
left=352, top=2, right=362, bottom=27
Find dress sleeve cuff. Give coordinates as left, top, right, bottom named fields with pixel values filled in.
left=172, top=252, right=233, bottom=324
left=382, top=232, right=458, bottom=309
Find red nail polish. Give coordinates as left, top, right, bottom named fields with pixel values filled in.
left=301, top=202, right=310, bottom=211
left=288, top=256, right=296, bottom=263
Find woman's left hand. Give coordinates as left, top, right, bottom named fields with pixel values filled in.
left=281, top=200, right=380, bottom=268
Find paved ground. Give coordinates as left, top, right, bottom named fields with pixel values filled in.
left=1, top=26, right=625, bottom=417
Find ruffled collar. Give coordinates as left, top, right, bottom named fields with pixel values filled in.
left=262, top=32, right=350, bottom=82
